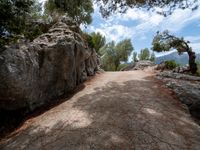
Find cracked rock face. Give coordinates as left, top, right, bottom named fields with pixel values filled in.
left=157, top=71, right=200, bottom=119
left=0, top=17, right=99, bottom=111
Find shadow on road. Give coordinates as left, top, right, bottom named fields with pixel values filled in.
left=1, top=76, right=200, bottom=149
left=0, top=83, right=86, bottom=139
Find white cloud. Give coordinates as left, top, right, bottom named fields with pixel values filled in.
left=184, top=35, right=200, bottom=52
left=185, top=35, right=200, bottom=42
left=190, top=43, right=200, bottom=52
left=89, top=3, right=200, bottom=44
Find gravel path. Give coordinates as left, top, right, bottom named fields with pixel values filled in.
left=1, top=70, right=200, bottom=150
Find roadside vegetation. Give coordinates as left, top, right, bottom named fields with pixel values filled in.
left=164, top=60, right=179, bottom=70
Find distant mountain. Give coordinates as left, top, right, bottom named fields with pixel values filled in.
left=155, top=52, right=200, bottom=65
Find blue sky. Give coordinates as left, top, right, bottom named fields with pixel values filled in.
left=82, top=2, right=200, bottom=57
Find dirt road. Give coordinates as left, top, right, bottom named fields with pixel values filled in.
left=1, top=70, right=200, bottom=150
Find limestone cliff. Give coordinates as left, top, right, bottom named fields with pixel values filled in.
left=0, top=16, right=99, bottom=111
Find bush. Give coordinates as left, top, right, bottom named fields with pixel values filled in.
left=164, top=60, right=179, bottom=70
left=197, top=62, right=200, bottom=76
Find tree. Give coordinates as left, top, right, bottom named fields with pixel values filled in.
left=90, top=32, right=106, bottom=54
left=100, top=39, right=134, bottom=71
left=45, top=0, right=94, bottom=25
left=0, top=0, right=39, bottom=47
left=94, top=0, right=198, bottom=17
left=150, top=52, right=156, bottom=62
left=138, top=48, right=150, bottom=60
left=0, top=0, right=52, bottom=48
left=152, top=30, right=197, bottom=73
left=132, top=52, right=138, bottom=62
left=100, top=41, right=116, bottom=71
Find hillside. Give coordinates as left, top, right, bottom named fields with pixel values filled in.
left=155, top=52, right=200, bottom=65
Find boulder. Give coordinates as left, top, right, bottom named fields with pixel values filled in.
left=173, top=65, right=189, bottom=73
left=121, top=61, right=155, bottom=71
left=155, top=62, right=166, bottom=71
left=133, top=61, right=155, bottom=70
left=157, top=71, right=200, bottom=119
left=121, top=63, right=135, bottom=71
left=0, top=16, right=99, bottom=111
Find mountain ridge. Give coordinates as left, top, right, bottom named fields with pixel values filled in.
left=155, top=52, right=200, bottom=65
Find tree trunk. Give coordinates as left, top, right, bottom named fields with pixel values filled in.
left=187, top=50, right=197, bottom=74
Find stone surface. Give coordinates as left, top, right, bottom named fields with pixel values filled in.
left=173, top=65, right=189, bottom=73
left=121, top=60, right=155, bottom=71
left=0, top=16, right=99, bottom=111
left=0, top=71, right=200, bottom=150
left=157, top=71, right=200, bottom=118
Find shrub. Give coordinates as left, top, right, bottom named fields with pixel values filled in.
left=197, top=62, right=200, bottom=76
left=164, top=60, right=179, bottom=70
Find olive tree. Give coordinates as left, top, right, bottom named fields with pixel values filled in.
left=152, top=30, right=197, bottom=73
left=90, top=32, right=106, bottom=54
left=138, top=48, right=150, bottom=60
left=45, top=0, right=94, bottom=25
left=100, top=39, right=134, bottom=71
left=0, top=0, right=42, bottom=47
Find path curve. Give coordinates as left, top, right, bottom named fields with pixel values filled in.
left=1, top=70, right=200, bottom=150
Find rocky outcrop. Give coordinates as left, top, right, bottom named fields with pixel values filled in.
left=155, top=62, right=190, bottom=73
left=157, top=71, right=200, bottom=119
left=121, top=60, right=155, bottom=71
left=0, top=16, right=99, bottom=111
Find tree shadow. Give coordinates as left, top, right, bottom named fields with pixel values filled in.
left=0, top=82, right=86, bottom=139
left=1, top=76, right=200, bottom=149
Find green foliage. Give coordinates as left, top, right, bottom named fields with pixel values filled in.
left=100, top=39, right=134, bottom=71
left=152, top=30, right=190, bottom=53
left=132, top=52, right=138, bottom=62
left=81, top=32, right=95, bottom=48
left=197, top=62, right=200, bottom=76
left=95, top=0, right=198, bottom=17
left=138, top=48, right=150, bottom=60
left=164, top=60, right=179, bottom=70
left=45, top=0, right=94, bottom=25
left=152, top=30, right=197, bottom=74
left=138, top=48, right=155, bottom=62
left=90, top=32, right=106, bottom=55
left=115, top=39, right=134, bottom=62
left=0, top=0, right=51, bottom=48
left=150, top=52, right=156, bottom=62
left=0, top=0, right=34, bottom=47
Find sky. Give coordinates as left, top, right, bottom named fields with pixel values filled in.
left=40, top=0, right=200, bottom=57
left=82, top=2, right=200, bottom=57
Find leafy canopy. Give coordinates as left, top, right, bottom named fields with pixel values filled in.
left=45, top=0, right=94, bottom=25
left=94, top=0, right=199, bottom=17
left=132, top=52, right=138, bottom=62
left=152, top=30, right=197, bottom=73
left=0, top=0, right=51, bottom=48
left=152, top=30, right=191, bottom=54
left=138, top=48, right=155, bottom=62
left=90, top=32, right=106, bottom=54
left=100, top=39, right=134, bottom=71
left=150, top=52, right=156, bottom=62
left=138, top=48, right=150, bottom=60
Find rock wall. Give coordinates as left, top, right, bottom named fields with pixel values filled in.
left=157, top=71, right=200, bottom=119
left=0, top=17, right=99, bottom=111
